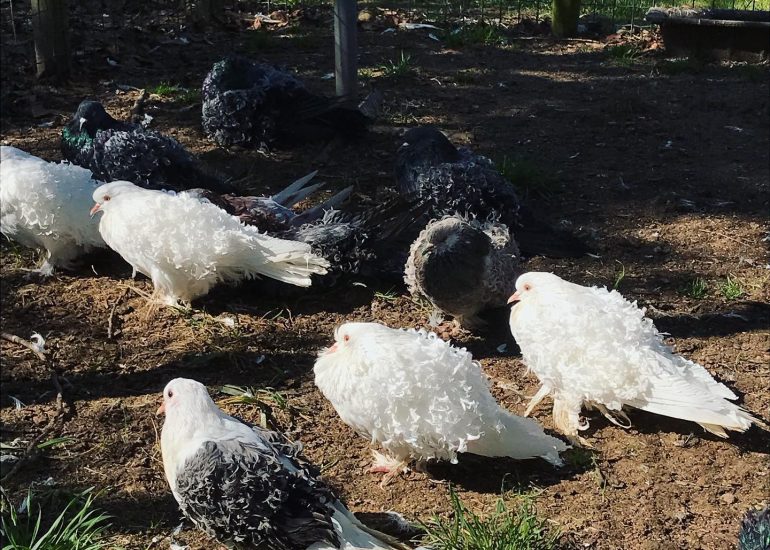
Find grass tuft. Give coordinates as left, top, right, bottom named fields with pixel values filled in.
left=1, top=488, right=112, bottom=550
left=680, top=277, right=709, bottom=299
left=421, top=486, right=558, bottom=549
left=220, top=385, right=309, bottom=428
left=719, top=275, right=744, bottom=300
left=606, top=44, right=642, bottom=66
left=443, top=23, right=506, bottom=48
left=381, top=51, right=415, bottom=79
left=497, top=156, right=558, bottom=200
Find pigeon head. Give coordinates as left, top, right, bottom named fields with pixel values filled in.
left=157, top=377, right=219, bottom=419
left=321, top=321, right=389, bottom=358
left=69, top=100, right=119, bottom=136
left=158, top=378, right=225, bottom=489
left=90, top=181, right=141, bottom=217
left=507, top=272, right=564, bottom=304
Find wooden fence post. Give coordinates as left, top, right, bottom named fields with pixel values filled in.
left=334, top=0, right=357, bottom=97
left=30, top=0, right=70, bottom=80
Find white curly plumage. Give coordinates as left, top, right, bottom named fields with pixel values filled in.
left=508, top=272, right=762, bottom=442
left=91, top=180, right=329, bottom=305
left=0, top=146, right=105, bottom=275
left=313, top=322, right=567, bottom=475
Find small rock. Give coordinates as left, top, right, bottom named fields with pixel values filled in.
left=720, top=492, right=736, bottom=505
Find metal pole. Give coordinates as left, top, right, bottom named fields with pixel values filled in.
left=334, top=0, right=357, bottom=98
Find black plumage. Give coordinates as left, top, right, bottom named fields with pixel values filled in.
left=739, top=506, right=770, bottom=550
left=201, top=55, right=376, bottom=148
left=175, top=438, right=339, bottom=549
left=395, top=126, right=589, bottom=259
left=280, top=197, right=429, bottom=283
left=61, top=100, right=233, bottom=193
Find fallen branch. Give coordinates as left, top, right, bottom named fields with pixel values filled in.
left=107, top=287, right=131, bottom=339
left=1, top=332, right=46, bottom=361
left=1, top=372, right=65, bottom=484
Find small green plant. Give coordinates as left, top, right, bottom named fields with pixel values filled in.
left=657, top=57, right=706, bottom=75
left=497, top=156, right=557, bottom=199
left=720, top=276, right=744, bottom=300
left=612, top=261, right=625, bottom=290
left=607, top=44, right=642, bottom=65
left=681, top=277, right=709, bottom=299
left=374, top=287, right=399, bottom=302
left=148, top=81, right=183, bottom=97
left=220, top=385, right=309, bottom=427
left=443, top=23, right=506, bottom=48
left=1, top=488, right=112, bottom=550
left=421, top=486, right=558, bottom=549
left=381, top=51, right=414, bottom=78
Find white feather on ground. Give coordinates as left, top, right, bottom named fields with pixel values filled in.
left=0, top=146, right=105, bottom=275
left=159, top=378, right=405, bottom=550
left=90, top=180, right=329, bottom=305
left=508, top=272, right=763, bottom=442
left=314, top=322, right=568, bottom=481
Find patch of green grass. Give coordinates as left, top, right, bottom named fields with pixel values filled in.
left=244, top=29, right=279, bottom=52
left=497, top=156, right=558, bottom=200
left=680, top=277, right=709, bottom=299
left=1, top=488, right=112, bottom=550
left=657, top=57, right=707, bottom=75
left=380, top=51, right=414, bottom=79
left=421, top=486, right=558, bottom=549
left=220, top=385, right=309, bottom=428
left=148, top=82, right=200, bottom=104
left=606, top=44, right=642, bottom=66
left=720, top=275, right=744, bottom=300
left=148, top=81, right=183, bottom=97
left=564, top=447, right=596, bottom=470
left=374, top=287, right=399, bottom=302
left=443, top=23, right=506, bottom=48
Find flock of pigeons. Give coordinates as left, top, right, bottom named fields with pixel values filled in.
left=1, top=55, right=767, bottom=549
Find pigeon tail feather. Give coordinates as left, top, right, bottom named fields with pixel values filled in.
left=627, top=373, right=760, bottom=435
left=306, top=503, right=407, bottom=550
left=466, top=410, right=568, bottom=466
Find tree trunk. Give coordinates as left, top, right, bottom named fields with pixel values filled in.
left=30, top=0, right=70, bottom=80
left=552, top=0, right=581, bottom=38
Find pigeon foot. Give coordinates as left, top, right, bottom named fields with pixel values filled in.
left=369, top=449, right=408, bottom=487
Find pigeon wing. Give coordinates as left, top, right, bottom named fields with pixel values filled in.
left=174, top=439, right=339, bottom=550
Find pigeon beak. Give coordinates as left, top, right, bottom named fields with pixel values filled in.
left=326, top=343, right=338, bottom=354
left=156, top=401, right=165, bottom=416
left=507, top=291, right=521, bottom=304
left=89, top=203, right=102, bottom=218
left=79, top=117, right=87, bottom=131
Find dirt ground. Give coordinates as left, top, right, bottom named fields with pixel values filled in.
left=1, top=3, right=769, bottom=549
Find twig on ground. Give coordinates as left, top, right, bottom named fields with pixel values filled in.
left=108, top=287, right=131, bottom=339
left=1, top=372, right=66, bottom=484
left=1, top=332, right=47, bottom=361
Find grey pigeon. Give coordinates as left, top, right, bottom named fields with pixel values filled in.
left=404, top=214, right=521, bottom=328
left=158, top=378, right=407, bottom=549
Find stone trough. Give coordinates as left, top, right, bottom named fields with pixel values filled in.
left=645, top=7, right=770, bottom=61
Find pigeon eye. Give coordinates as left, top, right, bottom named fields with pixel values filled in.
left=167, top=390, right=174, bottom=398
left=103, top=195, right=110, bottom=202
left=343, top=334, right=350, bottom=342
left=524, top=283, right=532, bottom=291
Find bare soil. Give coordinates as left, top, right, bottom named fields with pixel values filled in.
left=1, top=4, right=769, bottom=549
